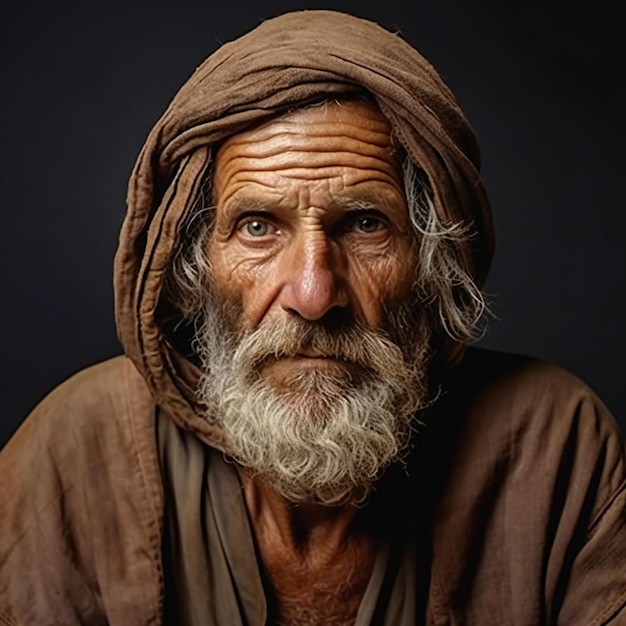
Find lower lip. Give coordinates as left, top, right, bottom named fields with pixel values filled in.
left=285, top=355, right=342, bottom=366
left=261, top=356, right=347, bottom=375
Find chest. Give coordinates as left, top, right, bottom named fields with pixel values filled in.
left=255, top=534, right=377, bottom=626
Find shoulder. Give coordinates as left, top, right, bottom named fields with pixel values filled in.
left=449, top=347, right=605, bottom=403
left=5, top=356, right=154, bottom=448
left=32, top=354, right=152, bottom=417
left=445, top=347, right=621, bottom=441
left=1, top=354, right=158, bottom=492
left=1, top=355, right=159, bottom=505
left=0, top=357, right=164, bottom=623
left=425, top=348, right=626, bottom=623
left=428, top=347, right=624, bottom=520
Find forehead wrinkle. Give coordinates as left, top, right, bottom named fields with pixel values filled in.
left=215, top=167, right=404, bottom=208
left=217, top=150, right=402, bottom=180
left=219, top=170, right=405, bottom=208
left=213, top=101, right=405, bottom=209
left=218, top=133, right=395, bottom=163
left=257, top=121, right=393, bottom=144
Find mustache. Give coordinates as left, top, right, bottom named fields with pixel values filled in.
left=230, top=315, right=410, bottom=379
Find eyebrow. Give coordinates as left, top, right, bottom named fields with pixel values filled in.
left=332, top=196, right=399, bottom=213
left=218, top=197, right=280, bottom=226
left=220, top=192, right=405, bottom=219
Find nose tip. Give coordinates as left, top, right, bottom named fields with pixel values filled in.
left=279, top=238, right=348, bottom=320
left=285, top=267, right=348, bottom=320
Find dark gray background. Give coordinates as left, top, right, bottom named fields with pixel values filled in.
left=1, top=0, right=624, bottom=446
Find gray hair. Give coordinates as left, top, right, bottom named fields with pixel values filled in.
left=402, top=158, right=487, bottom=342
left=165, top=156, right=487, bottom=344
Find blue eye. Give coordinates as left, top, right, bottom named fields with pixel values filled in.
left=244, top=220, right=271, bottom=236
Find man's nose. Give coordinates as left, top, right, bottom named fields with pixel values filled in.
left=277, top=233, right=349, bottom=320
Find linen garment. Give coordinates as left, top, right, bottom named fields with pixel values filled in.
left=1, top=349, right=624, bottom=624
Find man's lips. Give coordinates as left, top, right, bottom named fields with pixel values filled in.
left=257, top=352, right=350, bottom=374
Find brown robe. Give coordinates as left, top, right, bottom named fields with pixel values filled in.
left=1, top=348, right=624, bottom=624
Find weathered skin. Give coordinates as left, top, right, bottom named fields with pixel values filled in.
left=208, top=100, right=418, bottom=624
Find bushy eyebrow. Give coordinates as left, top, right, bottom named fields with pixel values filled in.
left=220, top=196, right=273, bottom=215
left=330, top=192, right=408, bottom=220
left=332, top=198, right=392, bottom=213
left=221, top=192, right=404, bottom=218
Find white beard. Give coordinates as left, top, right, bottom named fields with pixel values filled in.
left=195, top=298, right=431, bottom=506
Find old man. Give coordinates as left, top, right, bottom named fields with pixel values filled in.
left=1, top=10, right=624, bottom=625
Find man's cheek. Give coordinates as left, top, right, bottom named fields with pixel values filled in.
left=207, top=258, right=268, bottom=329
left=347, top=256, right=417, bottom=326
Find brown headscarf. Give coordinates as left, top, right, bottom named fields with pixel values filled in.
left=113, top=10, right=494, bottom=450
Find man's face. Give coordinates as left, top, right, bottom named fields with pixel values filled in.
left=208, top=100, right=418, bottom=373
left=198, top=100, right=429, bottom=505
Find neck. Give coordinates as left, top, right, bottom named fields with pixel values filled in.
left=237, top=468, right=378, bottom=625
left=238, top=469, right=362, bottom=556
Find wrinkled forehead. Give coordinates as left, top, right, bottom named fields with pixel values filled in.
left=211, top=98, right=406, bottom=208
left=213, top=96, right=404, bottom=180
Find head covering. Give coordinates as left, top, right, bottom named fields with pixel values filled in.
left=113, top=10, right=494, bottom=447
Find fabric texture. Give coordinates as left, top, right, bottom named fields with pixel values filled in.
left=1, top=350, right=625, bottom=624
left=113, top=9, right=495, bottom=455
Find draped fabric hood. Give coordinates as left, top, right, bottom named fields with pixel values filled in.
left=113, top=10, right=495, bottom=451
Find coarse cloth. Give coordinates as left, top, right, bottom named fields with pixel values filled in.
left=113, top=10, right=495, bottom=453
